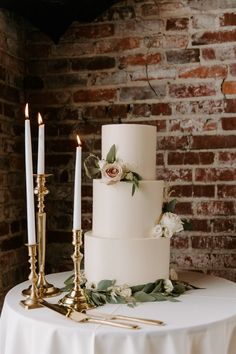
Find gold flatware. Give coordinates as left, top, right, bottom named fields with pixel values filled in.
left=87, top=311, right=165, bottom=326
left=40, top=300, right=140, bottom=330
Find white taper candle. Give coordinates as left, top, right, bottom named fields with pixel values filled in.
left=37, top=113, right=45, bottom=175
left=25, top=103, right=36, bottom=245
left=73, top=135, right=82, bottom=230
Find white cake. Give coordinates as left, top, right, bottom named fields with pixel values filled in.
left=84, top=124, right=170, bottom=286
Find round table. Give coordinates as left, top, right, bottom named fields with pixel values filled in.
left=1, top=271, right=236, bottom=354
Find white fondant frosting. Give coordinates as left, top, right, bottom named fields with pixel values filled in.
left=102, top=124, right=156, bottom=180
left=84, top=123, right=169, bottom=285
left=84, top=233, right=170, bottom=286
left=92, top=180, right=164, bottom=239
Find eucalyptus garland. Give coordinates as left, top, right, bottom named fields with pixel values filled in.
left=62, top=275, right=199, bottom=307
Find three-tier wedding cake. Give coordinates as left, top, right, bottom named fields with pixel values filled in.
left=84, top=124, right=170, bottom=286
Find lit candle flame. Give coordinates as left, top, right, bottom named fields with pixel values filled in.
left=25, top=103, right=29, bottom=118
left=77, top=135, right=81, bottom=146
left=38, top=112, right=43, bottom=125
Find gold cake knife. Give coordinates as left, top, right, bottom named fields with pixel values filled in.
left=87, top=310, right=165, bottom=326
left=40, top=300, right=139, bottom=330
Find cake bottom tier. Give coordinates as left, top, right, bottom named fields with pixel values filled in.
left=84, top=232, right=170, bottom=286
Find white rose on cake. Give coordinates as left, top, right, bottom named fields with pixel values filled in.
left=101, top=161, right=124, bottom=184
left=152, top=224, right=163, bottom=238
left=160, top=212, right=184, bottom=238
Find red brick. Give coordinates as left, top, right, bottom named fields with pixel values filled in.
left=102, top=6, right=135, bottom=21
left=168, top=151, right=214, bottom=165
left=73, top=89, right=117, bottom=103
left=166, top=18, right=189, bottom=31
left=192, top=29, right=236, bottom=45
left=151, top=103, right=172, bottom=115
left=221, top=117, right=236, bottom=130
left=26, top=43, right=51, bottom=58
left=225, top=99, right=236, bottom=113
left=212, top=219, right=235, bottom=233
left=175, top=99, right=224, bottom=115
left=218, top=185, right=236, bottom=198
left=220, top=13, right=236, bottom=26
left=191, top=219, right=211, bottom=232
left=166, top=49, right=200, bottom=64
left=141, top=4, right=159, bottom=17
left=175, top=202, right=193, bottom=215
left=222, top=81, right=236, bottom=94
left=119, top=53, right=162, bottom=67
left=192, top=135, right=236, bottom=149
left=133, top=119, right=166, bottom=132
left=96, top=37, right=141, bottom=53
left=163, top=34, right=189, bottom=49
left=170, top=235, right=189, bottom=249
left=64, top=23, right=115, bottom=39
left=195, top=168, right=236, bottom=182
left=28, top=91, right=70, bottom=105
left=192, top=236, right=236, bottom=249
left=120, top=85, right=166, bottom=101
left=156, top=167, right=192, bottom=182
left=156, top=153, right=164, bottom=166
left=71, top=57, right=116, bottom=71
left=157, top=136, right=189, bottom=150
left=229, top=63, right=236, bottom=76
left=202, top=48, right=216, bottom=60
left=132, top=104, right=151, bottom=117
left=169, top=83, right=216, bottom=98
left=0, top=221, right=9, bottom=237
left=0, top=83, right=20, bottom=103
left=218, top=151, right=236, bottom=164
left=169, top=184, right=215, bottom=198
left=196, top=201, right=235, bottom=216
left=179, top=65, right=227, bottom=79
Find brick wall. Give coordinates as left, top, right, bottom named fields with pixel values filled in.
left=0, top=10, right=27, bottom=308
left=24, top=0, right=236, bottom=281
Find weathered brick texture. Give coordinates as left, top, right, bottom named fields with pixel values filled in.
left=1, top=0, right=236, bottom=309
left=0, top=10, right=27, bottom=310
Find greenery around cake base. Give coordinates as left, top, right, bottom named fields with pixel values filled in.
left=61, top=275, right=199, bottom=307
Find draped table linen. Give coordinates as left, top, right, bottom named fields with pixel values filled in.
left=1, top=271, right=236, bottom=354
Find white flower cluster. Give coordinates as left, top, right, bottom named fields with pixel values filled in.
left=152, top=212, right=184, bottom=238
left=107, top=284, right=132, bottom=301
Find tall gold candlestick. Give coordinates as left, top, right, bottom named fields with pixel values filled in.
left=59, top=230, right=93, bottom=312
left=35, top=174, right=60, bottom=297
left=20, top=244, right=42, bottom=309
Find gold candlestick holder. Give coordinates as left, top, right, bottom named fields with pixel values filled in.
left=20, top=244, right=42, bottom=309
left=22, top=174, right=60, bottom=298
left=59, top=229, right=93, bottom=312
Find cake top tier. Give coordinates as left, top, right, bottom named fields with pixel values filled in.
left=102, top=124, right=156, bottom=180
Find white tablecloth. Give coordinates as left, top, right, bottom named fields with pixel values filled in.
left=1, top=271, right=236, bottom=354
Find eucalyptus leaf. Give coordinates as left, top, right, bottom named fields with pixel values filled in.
left=134, top=291, right=156, bottom=302
left=84, top=154, right=101, bottom=178
left=142, top=282, right=156, bottom=293
left=97, top=279, right=115, bottom=291
left=150, top=293, right=167, bottom=301
left=106, top=144, right=116, bottom=163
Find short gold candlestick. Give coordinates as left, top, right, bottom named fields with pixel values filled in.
left=20, top=244, right=42, bottom=309
left=59, top=230, right=93, bottom=312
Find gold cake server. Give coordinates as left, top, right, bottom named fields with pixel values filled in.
left=87, top=310, right=165, bottom=326
left=40, top=300, right=139, bottom=330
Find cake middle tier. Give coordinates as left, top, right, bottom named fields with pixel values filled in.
left=92, top=179, right=164, bottom=239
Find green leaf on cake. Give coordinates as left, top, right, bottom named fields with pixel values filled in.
left=182, top=219, right=193, bottom=231
left=106, top=144, right=116, bottom=163
left=84, top=154, right=101, bottom=178
left=163, top=198, right=177, bottom=213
